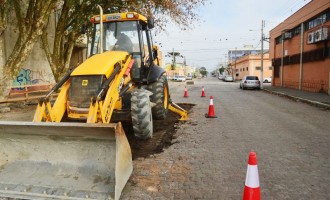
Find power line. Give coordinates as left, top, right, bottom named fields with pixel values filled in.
left=276, top=0, right=309, bottom=21
left=270, top=1, right=330, bottom=36
left=263, top=0, right=312, bottom=31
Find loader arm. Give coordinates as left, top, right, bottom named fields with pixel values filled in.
left=168, top=101, right=189, bottom=121
left=87, top=56, right=135, bottom=123
left=33, top=79, right=70, bottom=122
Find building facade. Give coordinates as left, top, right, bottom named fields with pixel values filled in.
left=228, top=47, right=266, bottom=63
left=229, top=53, right=272, bottom=81
left=164, top=63, right=195, bottom=79
left=269, top=0, right=330, bottom=94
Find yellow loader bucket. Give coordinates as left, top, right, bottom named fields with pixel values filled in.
left=0, top=121, right=132, bottom=200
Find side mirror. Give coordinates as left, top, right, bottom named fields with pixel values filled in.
left=147, top=18, right=154, bottom=29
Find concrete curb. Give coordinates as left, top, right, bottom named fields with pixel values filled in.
left=263, top=89, right=330, bottom=110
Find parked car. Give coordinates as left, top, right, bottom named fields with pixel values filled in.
left=186, top=75, right=193, bottom=80
left=240, top=75, right=260, bottom=90
left=263, top=77, right=272, bottom=83
left=224, top=75, right=234, bottom=82
left=218, top=75, right=223, bottom=80
left=176, top=75, right=186, bottom=82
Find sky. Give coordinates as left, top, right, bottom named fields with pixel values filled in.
left=153, top=0, right=312, bottom=72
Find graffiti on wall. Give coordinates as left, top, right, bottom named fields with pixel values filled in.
left=12, top=68, right=53, bottom=87
left=12, top=69, right=31, bottom=86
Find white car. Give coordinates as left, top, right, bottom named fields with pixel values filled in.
left=186, top=76, right=193, bottom=80
left=175, top=75, right=186, bottom=82
left=224, top=75, right=234, bottom=82
left=240, top=75, right=260, bottom=90
left=263, top=77, right=272, bottom=83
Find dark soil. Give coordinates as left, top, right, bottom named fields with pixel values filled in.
left=125, top=103, right=194, bottom=160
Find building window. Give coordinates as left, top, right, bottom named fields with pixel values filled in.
left=275, top=36, right=282, bottom=44
left=268, top=66, right=272, bottom=70
left=306, top=12, right=328, bottom=30
left=246, top=67, right=248, bottom=71
left=292, top=26, right=301, bottom=36
left=243, top=68, right=245, bottom=71
left=256, top=66, right=261, bottom=70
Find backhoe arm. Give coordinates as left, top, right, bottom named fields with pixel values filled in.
left=168, top=101, right=189, bottom=121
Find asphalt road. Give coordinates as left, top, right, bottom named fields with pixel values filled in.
left=122, top=77, right=330, bottom=199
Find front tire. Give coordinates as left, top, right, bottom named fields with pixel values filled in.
left=147, top=74, right=169, bottom=120
left=131, top=89, right=153, bottom=139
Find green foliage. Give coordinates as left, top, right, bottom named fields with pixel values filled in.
left=1, top=0, right=208, bottom=82
left=199, top=67, right=207, bottom=76
left=171, top=64, right=175, bottom=70
left=219, top=67, right=225, bottom=74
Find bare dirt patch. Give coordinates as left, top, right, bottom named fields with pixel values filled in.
left=0, top=103, right=36, bottom=121
left=125, top=103, right=194, bottom=160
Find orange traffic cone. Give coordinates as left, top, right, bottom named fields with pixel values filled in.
left=243, top=151, right=261, bottom=200
left=205, top=96, right=217, bottom=118
left=183, top=86, right=189, bottom=97
left=201, top=86, right=206, bottom=97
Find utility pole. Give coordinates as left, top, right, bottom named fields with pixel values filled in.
left=260, top=20, right=265, bottom=89
left=172, top=48, right=176, bottom=77
left=234, top=47, right=237, bottom=81
left=183, top=56, right=187, bottom=76
left=172, top=48, right=175, bottom=68
left=167, top=49, right=181, bottom=78
left=281, top=33, right=284, bottom=87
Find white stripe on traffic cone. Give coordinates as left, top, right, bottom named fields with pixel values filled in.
left=243, top=151, right=261, bottom=200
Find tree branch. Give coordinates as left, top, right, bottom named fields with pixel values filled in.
left=12, top=0, right=24, bottom=33
left=41, top=18, right=52, bottom=68
left=26, top=0, right=35, bottom=24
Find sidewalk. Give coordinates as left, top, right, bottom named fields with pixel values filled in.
left=263, top=85, right=330, bottom=110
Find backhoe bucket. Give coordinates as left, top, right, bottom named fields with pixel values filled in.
left=0, top=121, right=132, bottom=200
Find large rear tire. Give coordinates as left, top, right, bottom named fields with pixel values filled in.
left=147, top=74, right=169, bottom=120
left=131, top=89, right=153, bottom=139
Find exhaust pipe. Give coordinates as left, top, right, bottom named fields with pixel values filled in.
left=97, top=5, right=103, bottom=54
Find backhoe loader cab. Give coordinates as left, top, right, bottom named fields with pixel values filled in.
left=90, top=12, right=157, bottom=83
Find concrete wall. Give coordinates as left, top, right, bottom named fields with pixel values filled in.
left=0, top=34, right=5, bottom=80
left=0, top=12, right=56, bottom=87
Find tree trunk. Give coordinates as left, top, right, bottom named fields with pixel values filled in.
left=0, top=0, right=58, bottom=99
left=41, top=1, right=81, bottom=82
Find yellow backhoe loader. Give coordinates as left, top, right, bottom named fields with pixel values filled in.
left=0, top=9, right=188, bottom=200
